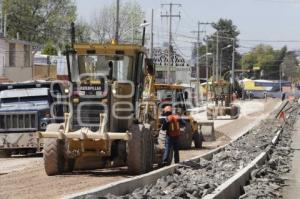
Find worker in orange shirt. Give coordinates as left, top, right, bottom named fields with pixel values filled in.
left=161, top=106, right=186, bottom=165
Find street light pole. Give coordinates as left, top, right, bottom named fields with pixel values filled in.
left=195, top=51, right=213, bottom=104
left=196, top=21, right=200, bottom=105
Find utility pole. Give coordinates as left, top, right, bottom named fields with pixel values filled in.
left=206, top=44, right=209, bottom=102
left=0, top=0, right=3, bottom=36
left=216, top=31, right=219, bottom=81
left=191, top=22, right=205, bottom=105
left=212, top=56, right=215, bottom=82
left=3, top=13, right=6, bottom=38
left=161, top=3, right=181, bottom=83
left=115, top=0, right=120, bottom=43
left=231, top=38, right=235, bottom=91
left=150, top=9, right=154, bottom=58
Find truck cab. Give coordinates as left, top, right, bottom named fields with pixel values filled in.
left=0, top=81, right=64, bottom=156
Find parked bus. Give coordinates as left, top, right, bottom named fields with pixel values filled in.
left=240, top=79, right=292, bottom=98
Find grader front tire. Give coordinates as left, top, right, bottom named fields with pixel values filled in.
left=43, top=138, right=65, bottom=176
left=43, top=124, right=65, bottom=176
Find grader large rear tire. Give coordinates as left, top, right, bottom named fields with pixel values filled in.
left=43, top=124, right=65, bottom=176
left=127, top=124, right=153, bottom=175
left=178, top=123, right=193, bottom=149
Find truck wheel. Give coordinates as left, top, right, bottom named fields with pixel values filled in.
left=43, top=124, right=65, bottom=176
left=127, top=124, right=153, bottom=175
left=193, top=131, right=203, bottom=149
left=0, top=150, right=11, bottom=158
left=178, top=123, right=193, bottom=149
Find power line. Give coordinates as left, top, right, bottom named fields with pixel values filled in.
left=240, top=39, right=300, bottom=43
left=253, top=0, right=300, bottom=4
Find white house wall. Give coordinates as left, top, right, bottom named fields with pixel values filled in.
left=0, top=39, right=8, bottom=76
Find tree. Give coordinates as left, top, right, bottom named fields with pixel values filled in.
left=281, top=52, right=300, bottom=83
left=3, top=0, right=76, bottom=46
left=42, top=41, right=58, bottom=55
left=90, top=0, right=145, bottom=43
left=75, top=19, right=92, bottom=43
left=192, top=18, right=240, bottom=79
left=241, top=45, right=287, bottom=79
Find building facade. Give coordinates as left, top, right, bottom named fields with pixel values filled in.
left=0, top=38, right=33, bottom=82
left=153, top=47, right=191, bottom=84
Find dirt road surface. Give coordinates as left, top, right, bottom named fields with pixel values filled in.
left=0, top=99, right=280, bottom=199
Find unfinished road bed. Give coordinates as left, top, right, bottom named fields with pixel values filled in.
left=70, top=101, right=294, bottom=199
left=0, top=99, right=281, bottom=199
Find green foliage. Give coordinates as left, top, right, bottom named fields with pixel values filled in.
left=211, top=19, right=240, bottom=71
left=241, top=45, right=289, bottom=79
left=192, top=18, right=240, bottom=78
left=3, top=0, right=76, bottom=46
left=281, top=52, right=300, bottom=83
left=42, top=41, right=57, bottom=55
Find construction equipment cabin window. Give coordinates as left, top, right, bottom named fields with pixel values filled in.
left=9, top=43, right=16, bottom=67
left=71, top=55, right=133, bottom=82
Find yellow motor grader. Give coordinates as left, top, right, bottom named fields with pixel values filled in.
left=38, top=23, right=158, bottom=175
left=207, top=80, right=240, bottom=120
left=153, top=84, right=203, bottom=149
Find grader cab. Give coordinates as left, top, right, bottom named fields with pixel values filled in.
left=39, top=25, right=157, bottom=175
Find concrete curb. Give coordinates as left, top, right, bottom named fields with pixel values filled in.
left=64, top=165, right=177, bottom=199
left=63, top=102, right=289, bottom=199
left=64, top=123, right=264, bottom=199
left=202, top=129, right=282, bottom=199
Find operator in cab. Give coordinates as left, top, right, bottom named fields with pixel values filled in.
left=161, top=106, right=186, bottom=166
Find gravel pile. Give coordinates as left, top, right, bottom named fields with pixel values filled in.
left=239, top=106, right=298, bottom=199
left=104, top=117, right=284, bottom=199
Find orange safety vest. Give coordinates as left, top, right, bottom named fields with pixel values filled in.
left=167, top=115, right=181, bottom=137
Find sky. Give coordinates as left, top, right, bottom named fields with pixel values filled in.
left=75, top=0, right=300, bottom=58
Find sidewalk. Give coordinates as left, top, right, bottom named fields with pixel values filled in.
left=282, top=117, right=300, bottom=198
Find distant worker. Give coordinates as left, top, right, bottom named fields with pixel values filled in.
left=264, top=91, right=267, bottom=102
left=249, top=91, right=253, bottom=100
left=161, top=106, right=186, bottom=165
left=282, top=92, right=286, bottom=101
left=220, top=89, right=225, bottom=106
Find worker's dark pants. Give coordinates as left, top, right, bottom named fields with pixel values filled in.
left=162, top=135, right=179, bottom=164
